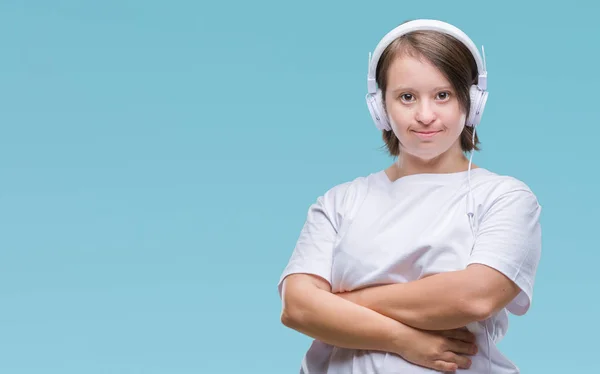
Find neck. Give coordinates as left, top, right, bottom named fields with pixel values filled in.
left=391, top=146, right=475, bottom=180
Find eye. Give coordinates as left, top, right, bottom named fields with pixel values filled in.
left=399, top=93, right=415, bottom=103
left=436, top=91, right=451, bottom=101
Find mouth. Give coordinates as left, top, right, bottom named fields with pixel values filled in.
left=412, top=130, right=442, bottom=139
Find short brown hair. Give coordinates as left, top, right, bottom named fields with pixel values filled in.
left=376, top=28, right=481, bottom=156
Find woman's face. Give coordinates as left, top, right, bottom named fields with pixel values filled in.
left=384, top=54, right=467, bottom=161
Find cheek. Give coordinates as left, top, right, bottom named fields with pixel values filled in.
left=458, top=113, right=467, bottom=128
left=386, top=103, right=411, bottom=129
left=441, top=104, right=466, bottom=130
left=455, top=112, right=467, bottom=132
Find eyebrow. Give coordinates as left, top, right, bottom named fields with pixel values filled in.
left=390, top=86, right=453, bottom=93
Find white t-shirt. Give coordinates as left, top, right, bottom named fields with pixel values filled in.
left=278, top=167, right=542, bottom=374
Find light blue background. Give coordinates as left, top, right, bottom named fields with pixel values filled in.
left=1, top=1, right=597, bottom=373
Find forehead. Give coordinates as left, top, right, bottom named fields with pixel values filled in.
left=386, top=54, right=451, bottom=91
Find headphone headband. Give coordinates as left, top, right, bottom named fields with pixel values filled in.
left=367, top=19, right=487, bottom=94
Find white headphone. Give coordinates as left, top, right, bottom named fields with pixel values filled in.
left=365, top=19, right=489, bottom=132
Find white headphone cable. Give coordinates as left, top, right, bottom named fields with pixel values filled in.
left=467, top=126, right=477, bottom=235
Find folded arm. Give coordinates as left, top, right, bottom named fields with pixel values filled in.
left=339, top=188, right=542, bottom=331
left=280, top=273, right=412, bottom=355
left=338, top=264, right=521, bottom=330
left=281, top=273, right=479, bottom=372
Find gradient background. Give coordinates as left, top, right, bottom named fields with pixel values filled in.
left=1, top=1, right=597, bottom=373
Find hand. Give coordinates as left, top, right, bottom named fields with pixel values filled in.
left=394, top=326, right=478, bottom=372
left=337, top=289, right=478, bottom=371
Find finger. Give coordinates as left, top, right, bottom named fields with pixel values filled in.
left=440, top=328, right=476, bottom=343
left=441, top=351, right=472, bottom=369
left=432, top=360, right=458, bottom=372
left=440, top=351, right=472, bottom=370
left=446, top=339, right=478, bottom=355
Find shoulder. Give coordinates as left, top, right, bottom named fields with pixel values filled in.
left=317, top=172, right=380, bottom=223
left=472, top=169, right=542, bottom=216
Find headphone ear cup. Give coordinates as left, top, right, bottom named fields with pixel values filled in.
left=366, top=90, right=391, bottom=131
left=467, top=85, right=488, bottom=127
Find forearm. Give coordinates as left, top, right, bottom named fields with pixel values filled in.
left=281, top=276, right=411, bottom=355
left=344, top=270, right=488, bottom=330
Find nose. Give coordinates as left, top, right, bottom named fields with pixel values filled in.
left=415, top=100, right=437, bottom=125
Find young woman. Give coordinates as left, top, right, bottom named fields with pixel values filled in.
left=278, top=19, right=542, bottom=373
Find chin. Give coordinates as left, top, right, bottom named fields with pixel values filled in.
left=403, top=143, right=440, bottom=156
left=405, top=150, right=443, bottom=161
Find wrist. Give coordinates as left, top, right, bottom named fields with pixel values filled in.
left=385, top=321, right=413, bottom=356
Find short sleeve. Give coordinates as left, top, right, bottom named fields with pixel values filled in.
left=277, top=182, right=352, bottom=298
left=467, top=187, right=542, bottom=316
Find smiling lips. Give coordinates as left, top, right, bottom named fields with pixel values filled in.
left=413, top=130, right=442, bottom=139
